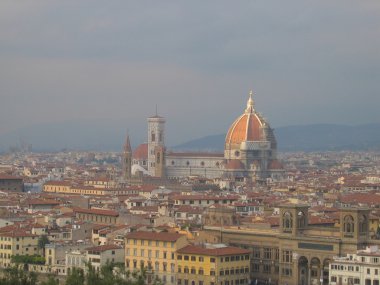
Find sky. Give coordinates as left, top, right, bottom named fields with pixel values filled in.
left=1, top=1, right=380, bottom=146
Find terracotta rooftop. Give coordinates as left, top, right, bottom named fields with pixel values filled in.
left=74, top=207, right=119, bottom=217
left=133, top=143, right=148, bottom=160
left=177, top=245, right=250, bottom=256
left=126, top=231, right=185, bottom=242
left=86, top=244, right=122, bottom=252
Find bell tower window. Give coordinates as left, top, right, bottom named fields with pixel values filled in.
left=344, top=215, right=355, bottom=237
left=151, top=132, right=155, bottom=142
left=283, top=212, right=293, bottom=232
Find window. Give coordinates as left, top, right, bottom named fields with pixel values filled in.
left=199, top=257, right=204, bottom=262
left=191, top=256, right=196, bottom=261
left=199, top=268, right=204, bottom=275
left=282, top=250, right=292, bottom=263
left=191, top=268, right=196, bottom=274
left=210, top=258, right=215, bottom=263
left=263, top=248, right=272, bottom=260
left=263, top=264, right=271, bottom=273
left=184, top=255, right=189, bottom=261
left=331, top=276, right=337, bottom=282
left=282, top=267, right=292, bottom=277
left=210, top=270, right=215, bottom=276
left=253, top=263, right=260, bottom=272
left=253, top=247, right=260, bottom=258
left=177, top=255, right=182, bottom=260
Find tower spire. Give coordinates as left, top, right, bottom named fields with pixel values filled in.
left=245, top=90, right=255, bottom=114
left=124, top=133, right=131, bottom=152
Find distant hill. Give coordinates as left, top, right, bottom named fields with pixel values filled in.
left=173, top=124, right=380, bottom=152
left=1, top=122, right=380, bottom=153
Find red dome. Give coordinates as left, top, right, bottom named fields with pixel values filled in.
left=132, top=143, right=148, bottom=160
left=225, top=159, right=245, bottom=170
left=225, top=113, right=263, bottom=145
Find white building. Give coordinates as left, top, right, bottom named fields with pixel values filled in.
left=329, top=246, right=380, bottom=285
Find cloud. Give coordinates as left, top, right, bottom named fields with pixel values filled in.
left=0, top=0, right=380, bottom=146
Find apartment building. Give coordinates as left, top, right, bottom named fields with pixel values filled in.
left=176, top=244, right=251, bottom=285
left=125, top=231, right=188, bottom=284
left=0, top=230, right=39, bottom=267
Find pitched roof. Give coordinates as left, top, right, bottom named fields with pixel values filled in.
left=177, top=245, right=250, bottom=256
left=86, top=244, right=122, bottom=252
left=74, top=207, right=119, bottom=217
left=126, top=231, right=185, bottom=242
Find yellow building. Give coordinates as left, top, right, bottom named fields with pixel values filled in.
left=125, top=231, right=188, bottom=284
left=176, top=244, right=251, bottom=285
left=0, top=230, right=39, bottom=267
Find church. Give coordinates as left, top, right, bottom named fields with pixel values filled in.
left=122, top=91, right=284, bottom=183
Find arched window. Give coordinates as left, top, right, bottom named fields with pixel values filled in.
left=156, top=152, right=160, bottom=164
left=344, top=215, right=355, bottom=235
left=151, top=132, right=155, bottom=142
left=359, top=214, right=368, bottom=233
left=283, top=212, right=293, bottom=232
left=298, top=211, right=306, bottom=228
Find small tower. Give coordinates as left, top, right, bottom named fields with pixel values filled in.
left=123, top=134, right=132, bottom=180
left=147, top=113, right=165, bottom=177
left=279, top=204, right=309, bottom=237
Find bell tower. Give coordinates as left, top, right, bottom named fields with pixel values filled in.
left=147, top=113, right=165, bottom=177
left=122, top=134, right=132, bottom=180
left=279, top=204, right=309, bottom=236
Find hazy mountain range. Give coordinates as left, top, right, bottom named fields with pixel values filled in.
left=173, top=124, right=380, bottom=152
left=1, top=122, right=380, bottom=153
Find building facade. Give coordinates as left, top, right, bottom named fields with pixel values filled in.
left=125, top=231, right=188, bottom=284
left=176, top=244, right=251, bottom=285
left=199, top=205, right=373, bottom=285
left=329, top=246, right=380, bottom=285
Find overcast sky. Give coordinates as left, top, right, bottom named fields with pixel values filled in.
left=1, top=1, right=380, bottom=146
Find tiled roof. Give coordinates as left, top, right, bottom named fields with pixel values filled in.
left=86, top=244, right=122, bottom=252
left=177, top=245, right=250, bottom=256
left=133, top=143, right=148, bottom=160
left=126, top=231, right=185, bottom=242
left=74, top=207, right=119, bottom=217
left=28, top=199, right=60, bottom=206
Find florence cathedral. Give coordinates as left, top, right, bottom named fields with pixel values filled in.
left=123, top=91, right=284, bottom=183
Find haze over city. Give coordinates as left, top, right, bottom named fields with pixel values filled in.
left=1, top=1, right=380, bottom=149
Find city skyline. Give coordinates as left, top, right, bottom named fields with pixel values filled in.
left=1, top=1, right=380, bottom=148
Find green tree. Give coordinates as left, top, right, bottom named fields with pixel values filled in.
left=38, top=235, right=50, bottom=256
left=41, top=276, right=59, bottom=285
left=65, top=268, right=85, bottom=285
left=64, top=262, right=162, bottom=285
left=0, top=265, right=37, bottom=285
